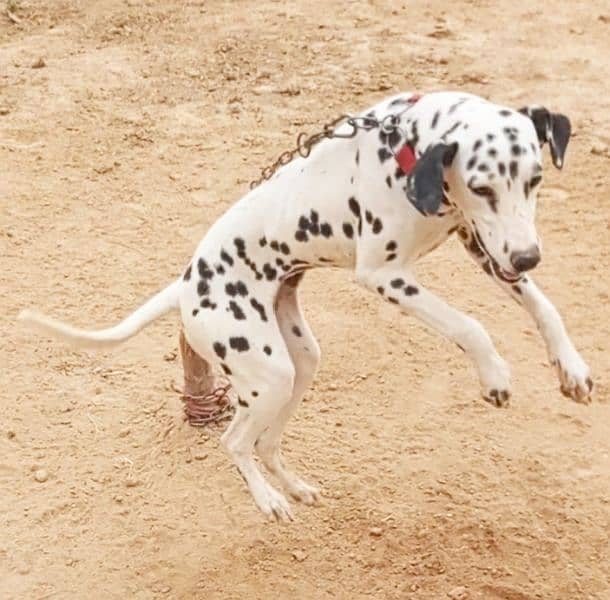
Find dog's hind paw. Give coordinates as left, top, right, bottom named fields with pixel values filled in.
left=287, top=478, right=321, bottom=505
left=255, top=485, right=294, bottom=522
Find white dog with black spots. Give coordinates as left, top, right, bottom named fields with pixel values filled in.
left=20, top=91, right=593, bottom=521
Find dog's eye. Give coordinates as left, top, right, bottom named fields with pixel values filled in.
left=530, top=175, right=542, bottom=188
left=471, top=185, right=495, bottom=197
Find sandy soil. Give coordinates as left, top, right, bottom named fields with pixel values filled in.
left=2, top=1, right=610, bottom=598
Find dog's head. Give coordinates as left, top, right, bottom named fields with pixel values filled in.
left=406, top=101, right=571, bottom=281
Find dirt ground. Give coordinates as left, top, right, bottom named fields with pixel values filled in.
left=1, top=1, right=609, bottom=598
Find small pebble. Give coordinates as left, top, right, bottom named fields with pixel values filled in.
left=7, top=430, right=16, bottom=439
left=31, top=57, right=46, bottom=69
left=34, top=469, right=48, bottom=483
left=369, top=527, right=383, bottom=537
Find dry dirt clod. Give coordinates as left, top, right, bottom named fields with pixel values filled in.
left=31, top=57, right=46, bottom=69
left=369, top=527, right=383, bottom=537
left=34, top=469, right=49, bottom=483
left=291, top=550, right=307, bottom=562
left=447, top=586, right=469, bottom=599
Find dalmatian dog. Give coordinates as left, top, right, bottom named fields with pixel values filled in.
left=19, top=91, right=593, bottom=521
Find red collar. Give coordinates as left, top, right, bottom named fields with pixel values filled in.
left=394, top=94, right=421, bottom=175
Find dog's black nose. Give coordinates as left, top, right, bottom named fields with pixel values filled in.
left=510, top=246, right=541, bottom=272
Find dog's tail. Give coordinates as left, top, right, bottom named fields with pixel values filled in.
left=18, top=280, right=181, bottom=349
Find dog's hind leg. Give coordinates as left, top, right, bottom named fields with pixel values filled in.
left=255, top=274, right=321, bottom=505
left=217, top=328, right=297, bottom=521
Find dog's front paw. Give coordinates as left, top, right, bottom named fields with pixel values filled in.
left=550, top=344, right=593, bottom=404
left=479, top=355, right=512, bottom=408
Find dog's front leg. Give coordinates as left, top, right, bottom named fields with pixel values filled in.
left=356, top=266, right=511, bottom=407
left=458, top=228, right=593, bottom=403
left=511, top=279, right=592, bottom=402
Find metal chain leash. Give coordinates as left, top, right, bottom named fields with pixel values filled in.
left=249, top=113, right=396, bottom=190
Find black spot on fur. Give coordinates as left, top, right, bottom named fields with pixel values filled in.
left=279, top=242, right=290, bottom=255
left=215, top=264, right=225, bottom=275
left=250, top=298, right=268, bottom=322
left=183, top=264, right=192, bottom=281
left=390, top=278, right=404, bottom=288
left=263, top=345, right=272, bottom=356
left=377, top=286, right=384, bottom=295
left=234, top=237, right=245, bottom=251
left=355, top=150, right=360, bottom=165
left=431, top=111, right=440, bottom=129
left=198, top=258, right=214, bottom=280
left=386, top=252, right=397, bottom=261
left=221, top=363, right=232, bottom=375
left=473, top=139, right=482, bottom=152
left=192, top=308, right=199, bottom=316
left=486, top=133, right=495, bottom=142
left=197, top=280, right=210, bottom=296
left=220, top=250, right=234, bottom=266
left=292, top=325, right=302, bottom=337
left=441, top=121, right=462, bottom=139
left=228, top=300, right=246, bottom=320
left=389, top=96, right=408, bottom=107
left=509, top=161, right=518, bottom=179
left=512, top=284, right=522, bottom=295
left=229, top=337, right=250, bottom=352
left=238, top=397, right=249, bottom=407
left=386, top=241, right=397, bottom=251
left=263, top=263, right=278, bottom=281
left=467, top=156, right=477, bottom=170
left=236, top=281, right=248, bottom=296
left=320, top=223, right=333, bottom=238
left=498, top=162, right=506, bottom=176
left=372, top=218, right=383, bottom=234
left=252, top=391, right=259, bottom=397
left=200, top=298, right=217, bottom=309
left=270, top=240, right=280, bottom=251
left=213, top=342, right=227, bottom=359
left=298, top=216, right=309, bottom=231
left=295, top=230, right=308, bottom=242
left=477, top=163, right=489, bottom=172
left=365, top=210, right=373, bottom=224
left=385, top=175, right=392, bottom=188
left=343, top=223, right=354, bottom=239
left=378, top=147, right=393, bottom=163
left=387, top=297, right=399, bottom=304
left=404, top=285, right=419, bottom=296
left=499, top=109, right=511, bottom=117
left=259, top=237, right=267, bottom=247
left=511, top=145, right=521, bottom=157
left=488, top=148, right=497, bottom=158
left=394, top=167, right=406, bottom=180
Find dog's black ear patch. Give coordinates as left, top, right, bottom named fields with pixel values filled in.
left=406, top=142, right=458, bottom=216
left=518, top=106, right=571, bottom=169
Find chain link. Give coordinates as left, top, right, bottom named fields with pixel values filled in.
left=249, top=113, right=382, bottom=190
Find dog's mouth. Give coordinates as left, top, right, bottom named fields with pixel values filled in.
left=472, top=228, right=522, bottom=283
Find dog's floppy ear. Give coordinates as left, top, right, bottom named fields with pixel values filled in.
left=518, top=106, right=571, bottom=169
left=406, top=142, right=458, bottom=216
